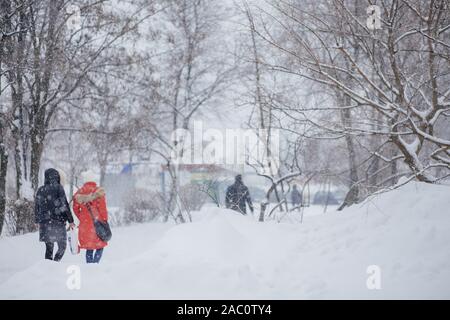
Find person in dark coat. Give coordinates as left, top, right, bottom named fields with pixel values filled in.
left=225, top=175, right=254, bottom=215
left=291, top=184, right=302, bottom=210
left=34, top=168, right=75, bottom=261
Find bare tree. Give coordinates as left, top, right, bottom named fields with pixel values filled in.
left=239, top=0, right=450, bottom=211
left=0, top=0, right=159, bottom=234
left=133, top=0, right=235, bottom=223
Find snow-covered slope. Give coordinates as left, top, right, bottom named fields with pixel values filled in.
left=0, top=181, right=449, bottom=299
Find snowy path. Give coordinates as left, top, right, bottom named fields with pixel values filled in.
left=0, top=182, right=450, bottom=299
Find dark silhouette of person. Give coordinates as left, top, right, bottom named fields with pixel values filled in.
left=35, top=168, right=75, bottom=261
left=225, top=175, right=254, bottom=215
left=291, top=184, right=302, bottom=210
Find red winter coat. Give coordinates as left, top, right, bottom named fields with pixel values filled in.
left=73, top=182, right=108, bottom=249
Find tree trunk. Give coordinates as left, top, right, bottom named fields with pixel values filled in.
left=69, top=165, right=75, bottom=197
left=368, top=109, right=382, bottom=190
left=368, top=156, right=380, bottom=190
left=337, top=95, right=360, bottom=211
left=99, top=160, right=107, bottom=187
left=272, top=187, right=283, bottom=212
left=163, top=164, right=183, bottom=223
left=259, top=202, right=267, bottom=222
left=0, top=140, right=8, bottom=235
left=259, top=182, right=277, bottom=222
left=0, top=0, right=11, bottom=235
left=30, top=137, right=44, bottom=192
left=12, top=126, right=22, bottom=199
left=390, top=156, right=398, bottom=186
left=393, top=136, right=433, bottom=183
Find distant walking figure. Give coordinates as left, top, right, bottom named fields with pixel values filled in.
left=35, top=168, right=75, bottom=261
left=291, top=184, right=302, bottom=210
left=225, top=174, right=254, bottom=215
left=73, top=171, right=108, bottom=264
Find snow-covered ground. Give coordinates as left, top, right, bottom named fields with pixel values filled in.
left=0, top=181, right=449, bottom=299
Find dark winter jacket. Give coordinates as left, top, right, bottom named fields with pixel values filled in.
left=291, top=187, right=302, bottom=206
left=34, top=168, right=74, bottom=242
left=225, top=176, right=253, bottom=215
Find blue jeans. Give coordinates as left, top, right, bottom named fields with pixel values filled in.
left=86, top=248, right=104, bottom=263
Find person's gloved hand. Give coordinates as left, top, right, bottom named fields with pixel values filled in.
left=250, top=207, right=254, bottom=214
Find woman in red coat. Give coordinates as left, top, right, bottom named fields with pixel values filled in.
left=73, top=176, right=108, bottom=263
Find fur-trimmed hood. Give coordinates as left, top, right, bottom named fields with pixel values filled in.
left=75, top=187, right=105, bottom=204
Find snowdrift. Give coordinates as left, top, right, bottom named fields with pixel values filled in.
left=0, top=181, right=449, bottom=299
